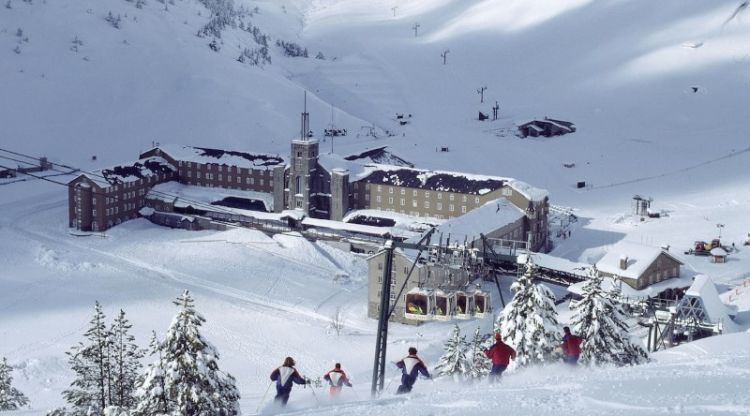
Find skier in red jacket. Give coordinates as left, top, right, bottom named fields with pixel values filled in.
left=323, top=363, right=352, bottom=396
left=561, top=326, right=583, bottom=365
left=484, top=333, right=516, bottom=382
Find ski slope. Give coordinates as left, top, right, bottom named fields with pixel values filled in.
left=3, top=0, right=750, bottom=414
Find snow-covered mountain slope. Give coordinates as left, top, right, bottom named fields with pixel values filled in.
left=4, top=1, right=750, bottom=414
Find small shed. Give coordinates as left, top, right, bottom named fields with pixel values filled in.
left=710, top=247, right=727, bottom=263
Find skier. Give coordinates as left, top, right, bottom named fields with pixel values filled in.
left=323, top=363, right=352, bottom=396
left=270, top=357, right=309, bottom=406
left=395, top=347, right=431, bottom=394
left=484, top=332, right=516, bottom=382
left=561, top=326, right=583, bottom=365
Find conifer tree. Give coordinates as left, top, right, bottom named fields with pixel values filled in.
left=159, top=290, right=240, bottom=415
left=570, top=269, right=649, bottom=366
left=0, top=357, right=29, bottom=410
left=63, top=301, right=113, bottom=415
left=466, top=327, right=490, bottom=380
left=133, top=332, right=168, bottom=416
left=434, top=324, right=469, bottom=380
left=497, top=257, right=561, bottom=366
left=110, top=310, right=145, bottom=409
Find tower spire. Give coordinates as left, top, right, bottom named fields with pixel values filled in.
left=301, top=91, right=310, bottom=141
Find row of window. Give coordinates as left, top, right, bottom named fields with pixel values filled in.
left=374, top=196, right=471, bottom=213
left=178, top=161, right=273, bottom=175
left=183, top=170, right=272, bottom=187
left=375, top=185, right=479, bottom=202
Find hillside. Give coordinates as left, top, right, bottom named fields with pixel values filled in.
left=3, top=0, right=750, bottom=414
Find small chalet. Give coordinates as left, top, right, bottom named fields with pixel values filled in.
left=596, top=242, right=683, bottom=290
left=517, top=117, right=576, bottom=138
left=710, top=247, right=728, bottom=263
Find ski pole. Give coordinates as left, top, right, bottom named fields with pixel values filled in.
left=309, top=384, right=321, bottom=405
left=255, top=381, right=273, bottom=414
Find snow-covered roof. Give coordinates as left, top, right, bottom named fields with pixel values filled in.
left=79, top=156, right=176, bottom=187
left=319, top=152, right=548, bottom=202
left=342, top=209, right=444, bottom=233
left=710, top=247, right=728, bottom=256
left=302, top=217, right=419, bottom=239
left=567, top=273, right=695, bottom=299
left=683, top=275, right=738, bottom=325
left=152, top=144, right=285, bottom=169
left=596, top=242, right=683, bottom=280
left=520, top=252, right=591, bottom=277
left=146, top=181, right=275, bottom=211
left=430, top=198, right=525, bottom=245
left=343, top=146, right=414, bottom=167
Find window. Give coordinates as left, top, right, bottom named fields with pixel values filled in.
left=437, top=193, right=442, bottom=199
left=436, top=203, right=442, bottom=211
left=400, top=198, right=405, bottom=206
left=218, top=174, right=223, bottom=181
left=250, top=177, right=255, bottom=185
left=187, top=171, right=192, bottom=178
left=424, top=201, right=430, bottom=209
left=413, top=190, right=418, bottom=197
left=388, top=197, right=394, bottom=204
left=376, top=195, right=382, bottom=203
left=475, top=197, right=480, bottom=204
left=236, top=177, right=241, bottom=183
left=400, top=189, right=405, bottom=195
left=297, top=151, right=302, bottom=157
left=412, top=200, right=417, bottom=208
left=260, top=179, right=264, bottom=186
left=449, top=194, right=454, bottom=201
left=462, top=195, right=467, bottom=202
left=296, top=176, right=301, bottom=194
left=502, top=187, right=512, bottom=196
left=403, top=267, right=408, bottom=274
left=461, top=206, right=467, bottom=213
left=365, top=194, right=370, bottom=201
left=449, top=204, right=454, bottom=212
left=425, top=191, right=430, bottom=198
left=377, top=185, right=382, bottom=192
left=389, top=187, right=394, bottom=194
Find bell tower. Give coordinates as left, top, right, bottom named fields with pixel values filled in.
left=288, top=92, right=319, bottom=215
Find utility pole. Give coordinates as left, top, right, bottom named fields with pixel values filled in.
left=412, top=23, right=420, bottom=37
left=717, top=223, right=725, bottom=239
left=391, top=5, right=398, bottom=17
left=441, top=49, right=450, bottom=65
left=476, top=86, right=487, bottom=103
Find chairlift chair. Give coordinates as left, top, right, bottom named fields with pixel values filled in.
left=454, top=291, right=474, bottom=320
left=404, top=288, right=433, bottom=321
left=433, top=290, right=454, bottom=321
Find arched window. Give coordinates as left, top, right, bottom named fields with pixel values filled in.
left=295, top=176, right=301, bottom=194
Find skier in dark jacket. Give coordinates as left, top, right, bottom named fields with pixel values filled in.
left=484, top=333, right=516, bottom=382
left=395, top=347, right=430, bottom=394
left=323, top=363, right=352, bottom=396
left=270, top=357, right=309, bottom=406
left=561, top=326, right=583, bottom=365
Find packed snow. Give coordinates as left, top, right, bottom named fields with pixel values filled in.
left=4, top=0, right=750, bottom=414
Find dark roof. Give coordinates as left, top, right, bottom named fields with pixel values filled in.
left=193, top=147, right=284, bottom=167
left=99, top=158, right=176, bottom=185
left=359, top=168, right=505, bottom=195
left=345, top=147, right=414, bottom=168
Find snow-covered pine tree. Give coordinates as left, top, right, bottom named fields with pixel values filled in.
left=160, top=290, right=240, bottom=415
left=110, top=310, right=145, bottom=409
left=63, top=301, right=113, bottom=415
left=466, top=327, right=490, bottom=380
left=434, top=324, right=469, bottom=380
left=133, top=332, right=168, bottom=416
left=0, top=357, right=29, bottom=410
left=497, top=257, right=561, bottom=366
left=570, top=269, right=649, bottom=366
